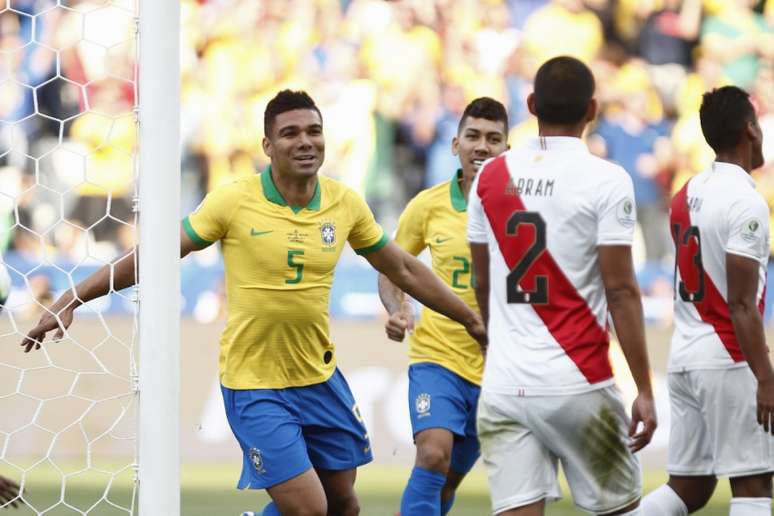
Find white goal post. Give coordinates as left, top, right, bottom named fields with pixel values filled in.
left=137, top=0, right=180, bottom=515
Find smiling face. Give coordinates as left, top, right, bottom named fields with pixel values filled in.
left=452, top=116, right=508, bottom=183
left=262, top=108, right=325, bottom=179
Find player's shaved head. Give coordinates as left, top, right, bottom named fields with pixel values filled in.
left=458, top=97, right=509, bottom=135
left=264, top=89, right=323, bottom=137
left=532, top=56, right=595, bottom=125
left=699, top=86, right=756, bottom=154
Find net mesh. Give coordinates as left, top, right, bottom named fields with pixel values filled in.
left=0, top=1, right=139, bottom=514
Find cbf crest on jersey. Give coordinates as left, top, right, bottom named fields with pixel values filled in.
left=320, top=220, right=336, bottom=250
left=249, top=448, right=266, bottom=474
left=415, top=393, right=431, bottom=418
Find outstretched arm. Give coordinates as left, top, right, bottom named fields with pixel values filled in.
left=727, top=253, right=774, bottom=434
left=21, top=224, right=204, bottom=351
left=599, top=244, right=657, bottom=452
left=366, top=241, right=486, bottom=347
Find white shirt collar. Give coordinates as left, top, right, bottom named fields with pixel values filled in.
left=527, top=136, right=588, bottom=152
left=712, top=161, right=755, bottom=188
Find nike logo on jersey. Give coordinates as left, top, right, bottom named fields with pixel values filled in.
left=434, top=236, right=452, bottom=244
left=251, top=229, right=273, bottom=237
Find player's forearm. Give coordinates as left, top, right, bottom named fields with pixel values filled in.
left=730, top=302, right=774, bottom=383
left=377, top=273, right=405, bottom=315
left=54, top=250, right=138, bottom=311
left=607, top=284, right=653, bottom=395
left=473, top=280, right=489, bottom=327
left=388, top=256, right=477, bottom=328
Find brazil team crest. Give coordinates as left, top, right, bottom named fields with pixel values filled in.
left=415, top=393, right=431, bottom=418
left=320, top=221, right=336, bottom=247
left=249, top=448, right=266, bottom=474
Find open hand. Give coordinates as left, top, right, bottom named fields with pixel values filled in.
left=757, top=378, right=774, bottom=434
left=0, top=475, right=21, bottom=509
left=628, top=392, right=657, bottom=452
left=20, top=303, right=75, bottom=353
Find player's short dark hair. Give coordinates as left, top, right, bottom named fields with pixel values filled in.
left=699, top=86, right=756, bottom=154
left=532, top=56, right=595, bottom=125
left=264, top=89, right=323, bottom=137
left=458, top=97, right=509, bottom=135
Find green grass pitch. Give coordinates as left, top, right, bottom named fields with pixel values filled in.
left=4, top=463, right=734, bottom=515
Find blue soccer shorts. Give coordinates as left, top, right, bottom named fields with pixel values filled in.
left=221, top=368, right=373, bottom=490
left=408, top=362, right=481, bottom=474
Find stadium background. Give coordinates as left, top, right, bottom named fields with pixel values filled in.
left=1, top=0, right=774, bottom=513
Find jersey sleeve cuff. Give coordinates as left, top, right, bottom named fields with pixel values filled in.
left=725, top=246, right=763, bottom=262
left=182, top=216, right=213, bottom=247
left=354, top=232, right=389, bottom=255
left=597, top=235, right=633, bottom=246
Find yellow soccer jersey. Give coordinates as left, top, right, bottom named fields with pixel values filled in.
left=183, top=167, right=387, bottom=389
left=394, top=170, right=482, bottom=385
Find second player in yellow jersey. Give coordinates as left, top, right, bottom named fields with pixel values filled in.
left=393, top=170, right=482, bottom=385
left=378, top=97, right=509, bottom=516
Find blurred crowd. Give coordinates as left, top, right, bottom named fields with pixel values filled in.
left=1, top=0, right=774, bottom=324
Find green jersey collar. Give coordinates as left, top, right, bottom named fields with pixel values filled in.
left=450, top=169, right=467, bottom=212
left=261, top=166, right=321, bottom=213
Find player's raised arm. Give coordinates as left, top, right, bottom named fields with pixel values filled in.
left=21, top=223, right=205, bottom=352
left=727, top=253, right=774, bottom=433
left=598, top=244, right=657, bottom=451
left=365, top=241, right=486, bottom=347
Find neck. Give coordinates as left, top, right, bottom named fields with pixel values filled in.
left=461, top=172, right=474, bottom=199
left=272, top=167, right=318, bottom=207
left=537, top=122, right=586, bottom=139
left=715, top=150, right=752, bottom=174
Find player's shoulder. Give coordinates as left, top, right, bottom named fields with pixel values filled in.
left=408, top=180, right=450, bottom=209
left=584, top=153, right=630, bottom=183
left=318, top=174, right=368, bottom=208
left=209, top=175, right=258, bottom=203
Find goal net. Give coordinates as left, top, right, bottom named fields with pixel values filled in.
left=0, top=1, right=179, bottom=514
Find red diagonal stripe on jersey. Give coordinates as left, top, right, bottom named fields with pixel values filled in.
left=671, top=182, right=756, bottom=362
left=477, top=156, right=612, bottom=384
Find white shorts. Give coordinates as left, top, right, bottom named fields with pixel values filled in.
left=477, top=386, right=641, bottom=515
left=668, top=367, right=774, bottom=477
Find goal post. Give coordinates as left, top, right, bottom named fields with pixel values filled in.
left=137, top=0, right=180, bottom=515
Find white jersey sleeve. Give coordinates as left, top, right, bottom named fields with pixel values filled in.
left=467, top=172, right=488, bottom=244
left=596, top=170, right=636, bottom=246
left=726, top=196, right=769, bottom=261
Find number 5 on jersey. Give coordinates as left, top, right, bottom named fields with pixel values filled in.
left=286, top=249, right=304, bottom=284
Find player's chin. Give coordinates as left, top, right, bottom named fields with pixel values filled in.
left=291, top=160, right=321, bottom=176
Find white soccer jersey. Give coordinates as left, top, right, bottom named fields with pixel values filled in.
left=669, top=162, right=769, bottom=372
left=468, top=137, right=636, bottom=396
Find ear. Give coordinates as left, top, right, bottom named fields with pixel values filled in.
left=746, top=119, right=762, bottom=145
left=262, top=136, right=272, bottom=158
left=452, top=136, right=460, bottom=156
left=527, top=93, right=537, bottom=117
left=585, top=98, right=598, bottom=123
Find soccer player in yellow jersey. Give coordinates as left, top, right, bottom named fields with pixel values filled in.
left=21, top=90, right=486, bottom=516
left=378, top=98, right=509, bottom=516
